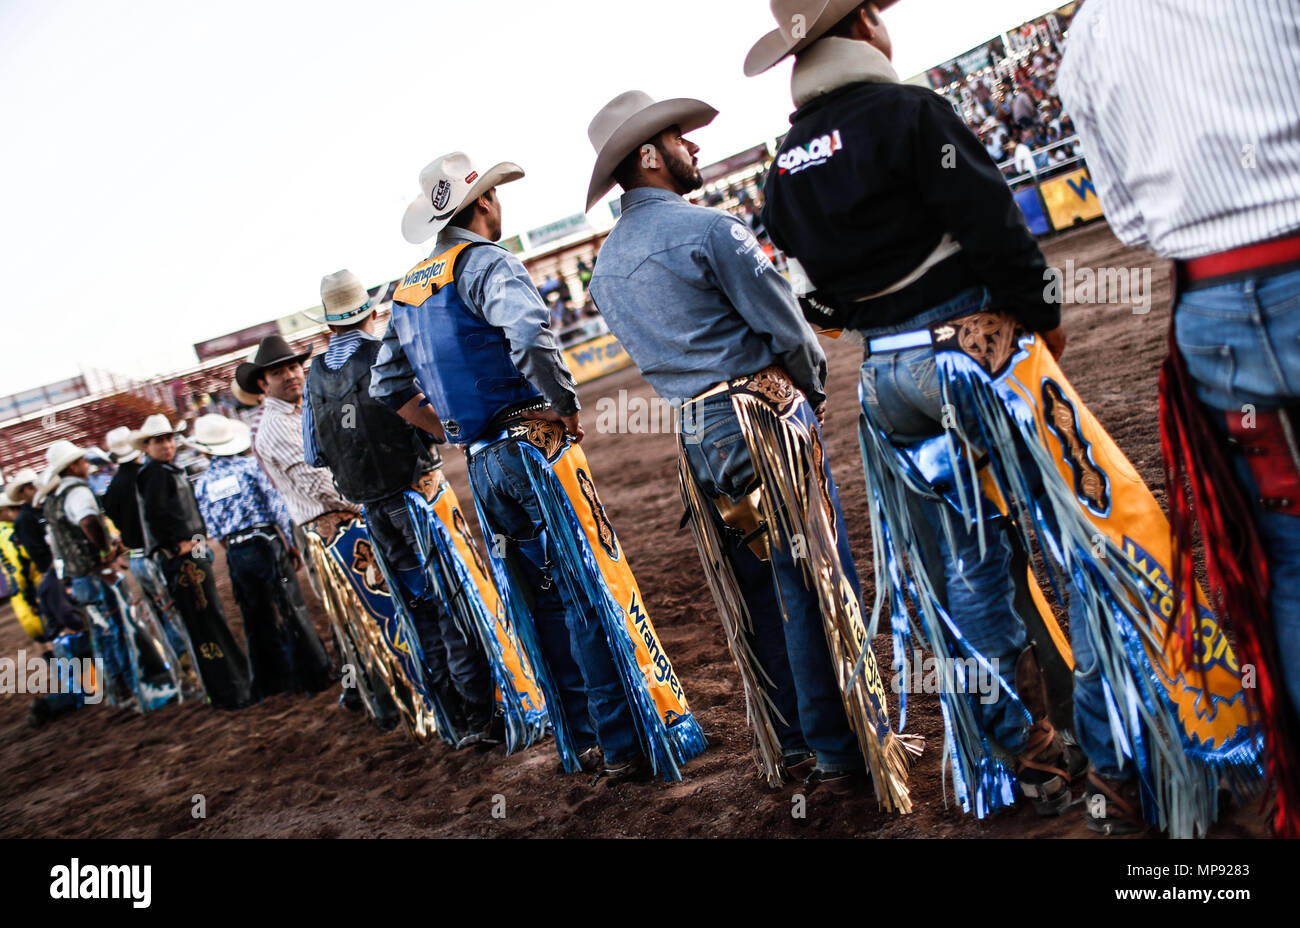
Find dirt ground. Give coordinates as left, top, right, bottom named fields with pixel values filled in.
left=0, top=223, right=1269, bottom=838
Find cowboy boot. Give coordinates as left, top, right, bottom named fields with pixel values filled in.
left=1083, top=770, right=1148, bottom=836
left=1014, top=647, right=1088, bottom=815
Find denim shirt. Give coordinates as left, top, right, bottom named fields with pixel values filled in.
left=589, top=187, right=828, bottom=407
left=370, top=226, right=580, bottom=415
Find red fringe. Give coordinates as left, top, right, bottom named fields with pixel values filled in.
left=1158, top=275, right=1300, bottom=837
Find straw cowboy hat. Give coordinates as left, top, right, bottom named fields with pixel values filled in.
left=241, top=335, right=312, bottom=395
left=4, top=467, right=40, bottom=499
left=303, top=270, right=378, bottom=326
left=0, top=487, right=20, bottom=508
left=232, top=363, right=261, bottom=407
left=401, top=152, right=524, bottom=245
left=105, top=426, right=140, bottom=464
left=585, top=91, right=718, bottom=212
left=131, top=414, right=186, bottom=452
left=185, top=414, right=252, bottom=457
left=31, top=440, right=91, bottom=505
left=744, top=0, right=900, bottom=76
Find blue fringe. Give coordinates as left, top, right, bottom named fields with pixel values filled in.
left=517, top=442, right=707, bottom=782
left=403, top=489, right=549, bottom=754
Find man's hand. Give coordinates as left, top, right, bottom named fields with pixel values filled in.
left=289, top=547, right=304, bottom=571
left=560, top=413, right=584, bottom=444
left=176, top=539, right=196, bottom=557
left=1041, top=325, right=1066, bottom=360
left=814, top=402, right=827, bottom=428
left=521, top=406, right=584, bottom=443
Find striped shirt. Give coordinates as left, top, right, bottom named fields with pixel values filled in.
left=252, top=395, right=359, bottom=525
left=1057, top=0, right=1300, bottom=259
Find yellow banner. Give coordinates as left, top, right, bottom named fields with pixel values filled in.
left=1040, top=168, right=1106, bottom=230
left=563, top=332, right=635, bottom=385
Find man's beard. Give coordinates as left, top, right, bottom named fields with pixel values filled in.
left=665, top=150, right=703, bottom=194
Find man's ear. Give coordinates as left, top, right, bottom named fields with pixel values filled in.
left=639, top=143, right=659, bottom=171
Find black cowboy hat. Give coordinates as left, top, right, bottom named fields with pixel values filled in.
left=242, top=335, right=312, bottom=394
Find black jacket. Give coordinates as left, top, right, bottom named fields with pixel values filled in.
left=101, top=461, right=144, bottom=550
left=136, top=458, right=205, bottom=556
left=14, top=502, right=53, bottom=573
left=761, top=80, right=1059, bottom=335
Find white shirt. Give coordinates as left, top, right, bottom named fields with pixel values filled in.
left=1058, top=0, right=1300, bottom=259
left=63, top=484, right=99, bottom=525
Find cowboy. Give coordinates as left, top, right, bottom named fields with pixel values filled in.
left=301, top=269, right=496, bottom=746
left=134, top=414, right=253, bottom=709
left=1057, top=0, right=1300, bottom=837
left=375, top=151, right=706, bottom=782
left=190, top=413, right=333, bottom=699
left=5, top=468, right=53, bottom=576
left=583, top=91, right=910, bottom=795
left=101, top=424, right=197, bottom=691
left=38, top=440, right=135, bottom=705
left=747, top=0, right=1119, bottom=825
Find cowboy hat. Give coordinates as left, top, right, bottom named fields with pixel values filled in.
left=585, top=91, right=718, bottom=212
left=105, top=426, right=140, bottom=464
left=242, top=335, right=312, bottom=394
left=0, top=487, right=20, bottom=508
left=131, top=414, right=186, bottom=452
left=185, top=414, right=252, bottom=457
left=4, top=467, right=40, bottom=499
left=744, top=0, right=900, bottom=77
left=42, top=440, right=89, bottom=480
left=232, top=363, right=261, bottom=406
left=302, top=270, right=378, bottom=326
left=401, top=152, right=524, bottom=245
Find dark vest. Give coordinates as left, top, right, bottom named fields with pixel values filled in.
left=44, top=481, right=101, bottom=579
left=136, top=459, right=205, bottom=555
left=390, top=241, right=542, bottom=445
left=307, top=338, right=437, bottom=505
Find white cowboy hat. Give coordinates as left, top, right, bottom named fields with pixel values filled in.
left=302, top=270, right=378, bottom=326
left=4, top=467, right=40, bottom=499
left=131, top=414, right=186, bottom=452
left=185, top=414, right=252, bottom=457
left=401, top=152, right=524, bottom=245
left=743, top=0, right=900, bottom=77
left=105, top=426, right=140, bottom=463
left=0, top=486, right=21, bottom=508
left=43, top=440, right=89, bottom=481
left=585, top=90, right=718, bottom=212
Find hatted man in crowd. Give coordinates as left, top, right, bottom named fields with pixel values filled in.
left=0, top=485, right=44, bottom=641
left=134, top=414, right=253, bottom=709
left=39, top=440, right=135, bottom=704
left=6, top=468, right=53, bottom=576
left=302, top=270, right=495, bottom=746
left=190, top=413, right=333, bottom=699
left=101, top=425, right=199, bottom=693
left=376, top=151, right=706, bottom=781
left=583, top=91, right=912, bottom=796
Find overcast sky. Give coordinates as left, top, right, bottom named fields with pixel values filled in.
left=0, top=0, right=1056, bottom=396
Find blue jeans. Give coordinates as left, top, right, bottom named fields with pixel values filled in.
left=1175, top=268, right=1300, bottom=719
left=467, top=438, right=641, bottom=765
left=682, top=394, right=862, bottom=771
left=860, top=331, right=1122, bottom=775
left=70, top=575, right=132, bottom=694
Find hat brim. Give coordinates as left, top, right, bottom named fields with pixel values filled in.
left=186, top=424, right=252, bottom=457
left=300, top=294, right=378, bottom=326
left=243, top=351, right=313, bottom=392
left=585, top=98, right=719, bottom=212
left=130, top=425, right=187, bottom=452
left=110, top=448, right=141, bottom=464
left=402, top=161, right=525, bottom=245
left=742, top=0, right=899, bottom=77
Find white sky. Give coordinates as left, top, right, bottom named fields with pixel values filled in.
left=0, top=0, right=1055, bottom=396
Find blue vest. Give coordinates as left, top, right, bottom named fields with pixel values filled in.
left=391, top=241, right=542, bottom=445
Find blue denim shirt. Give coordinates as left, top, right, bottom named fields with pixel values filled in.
left=589, top=187, right=828, bottom=407
left=370, top=226, right=579, bottom=415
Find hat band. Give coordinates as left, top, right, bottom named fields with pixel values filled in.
left=323, top=299, right=371, bottom=323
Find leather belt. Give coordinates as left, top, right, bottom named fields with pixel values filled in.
left=224, top=525, right=278, bottom=548
left=1182, top=232, right=1300, bottom=285
left=864, top=329, right=934, bottom=355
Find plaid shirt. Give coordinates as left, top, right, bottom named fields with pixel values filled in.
left=194, top=454, right=294, bottom=543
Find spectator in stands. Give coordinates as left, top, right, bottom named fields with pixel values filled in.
left=5, top=468, right=53, bottom=574
left=134, top=414, right=253, bottom=709
left=1012, top=82, right=1037, bottom=128
left=1013, top=127, right=1037, bottom=177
